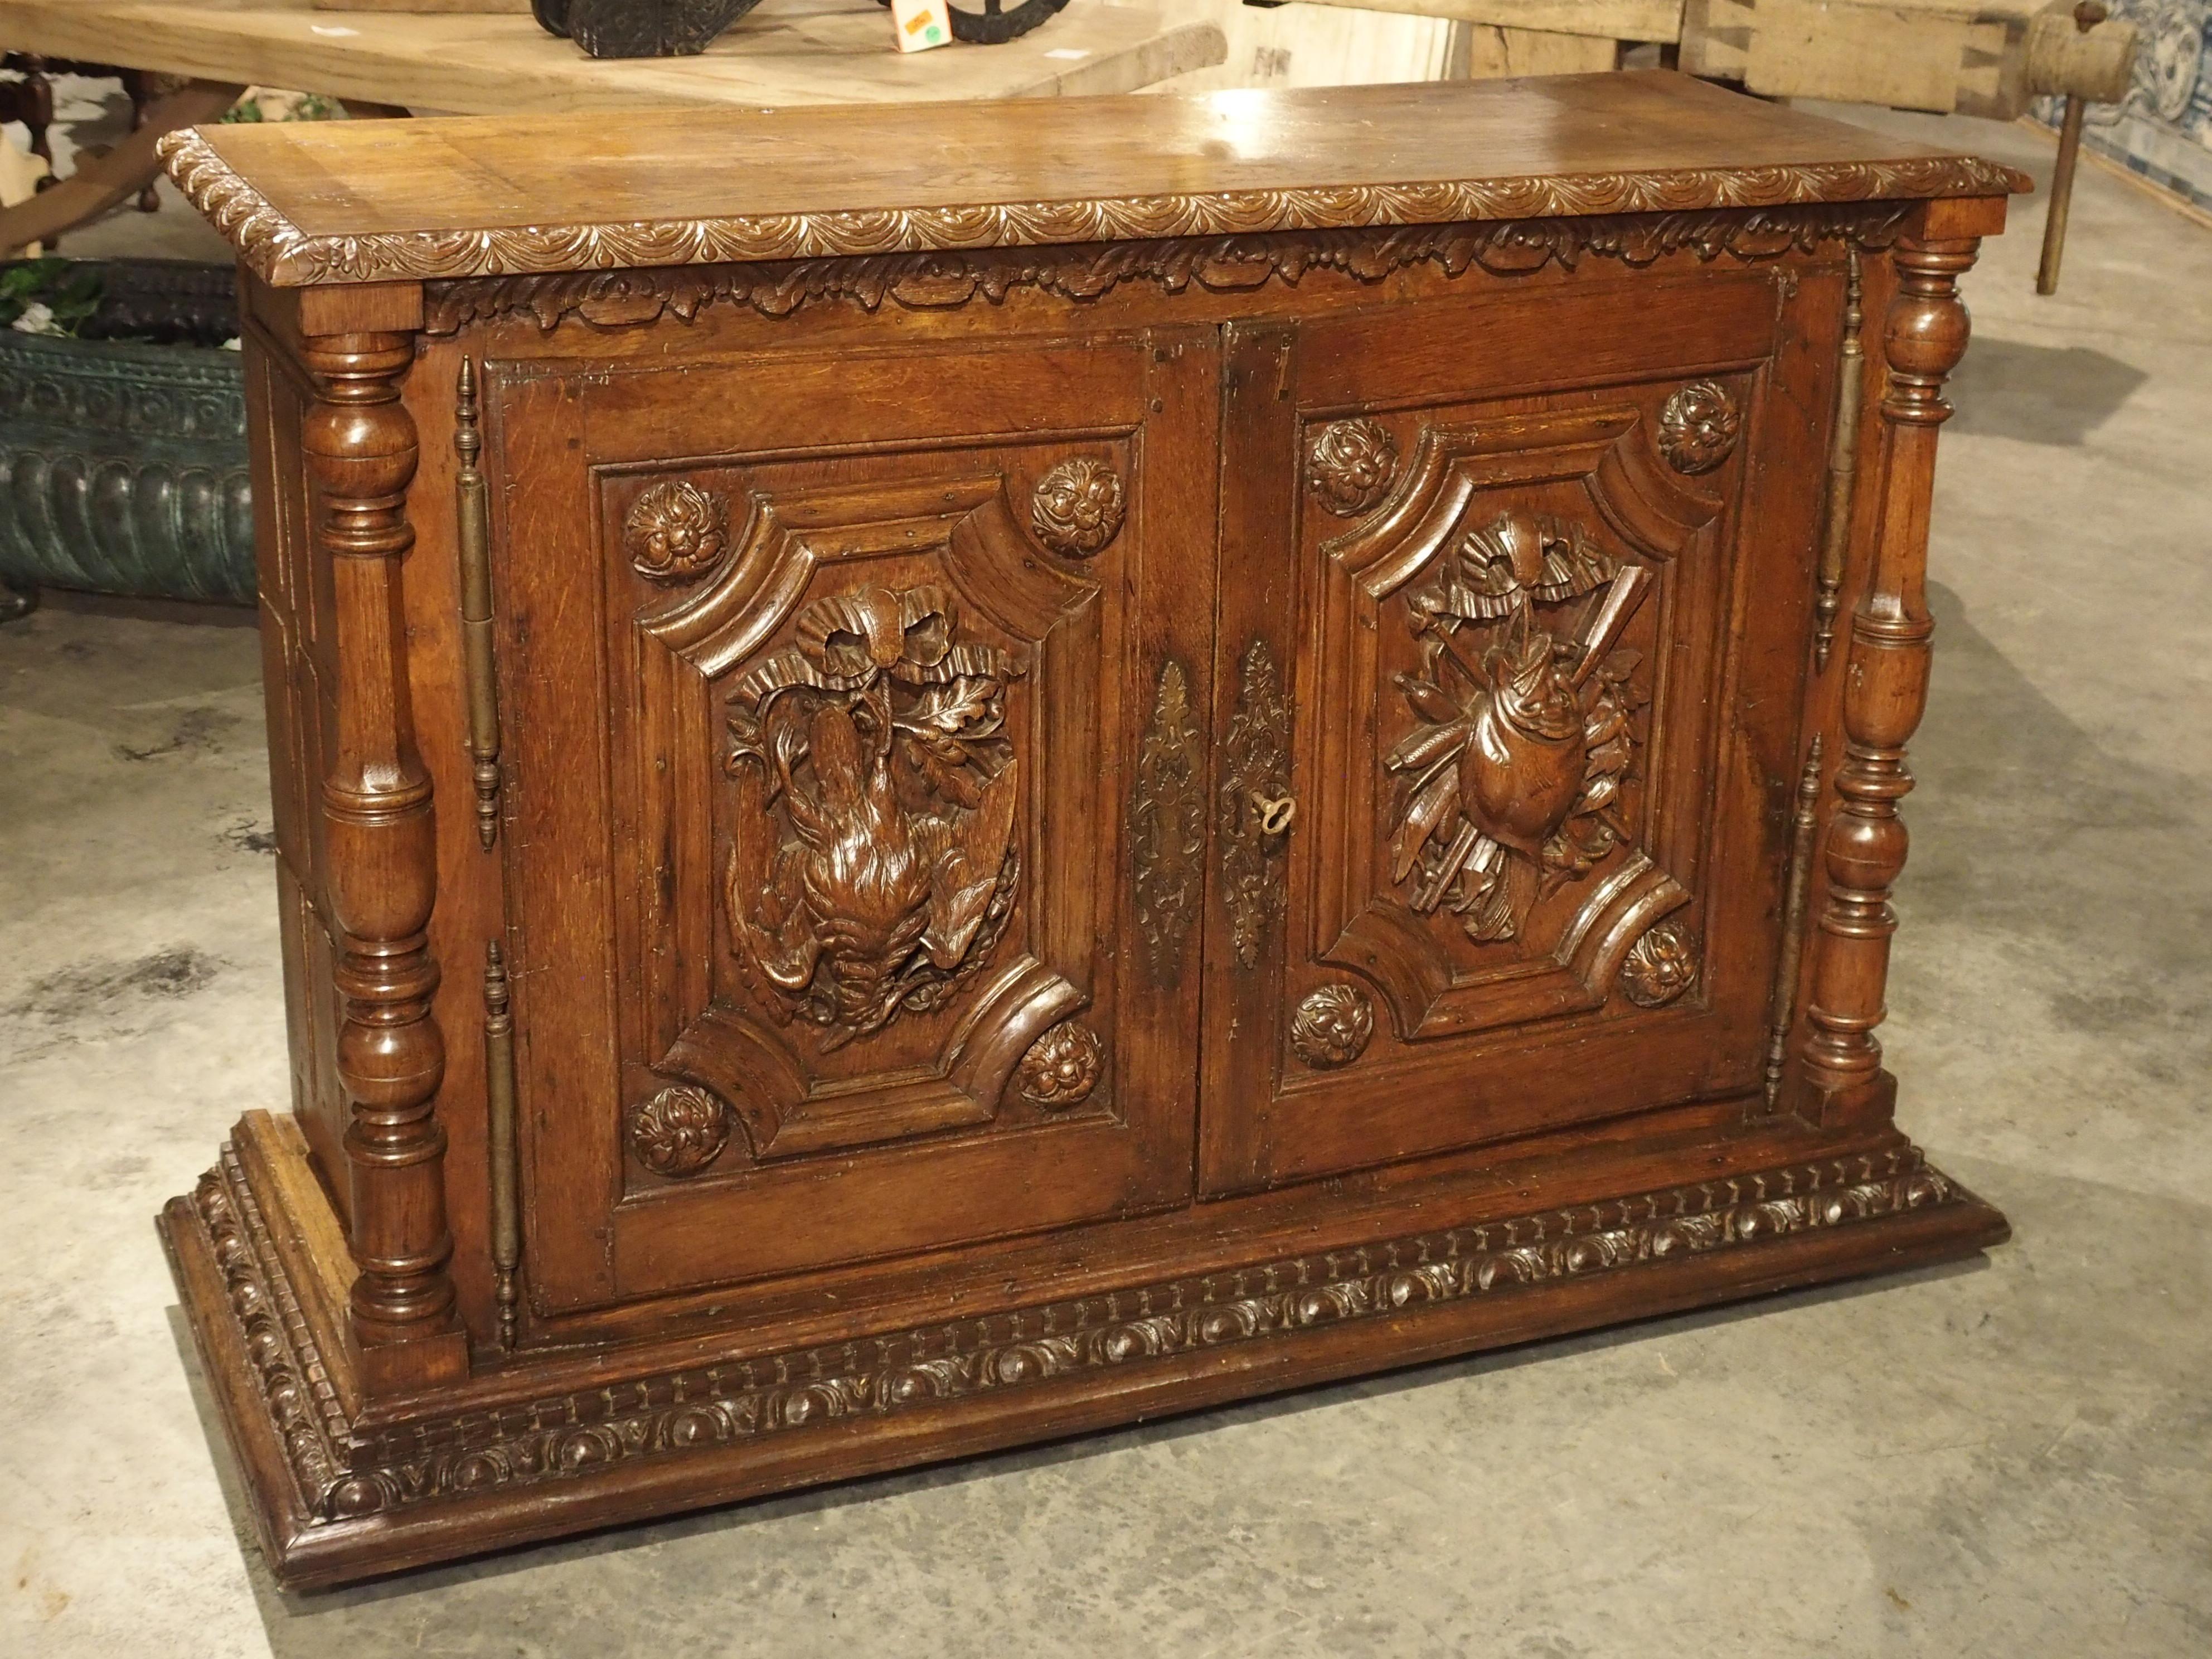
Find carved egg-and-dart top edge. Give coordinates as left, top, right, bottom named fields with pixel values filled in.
left=155, top=76, right=2028, bottom=289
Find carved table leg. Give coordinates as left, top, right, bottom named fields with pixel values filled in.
left=1799, top=232, right=1981, bottom=1124
left=304, top=328, right=468, bottom=1394
left=0, top=79, right=240, bottom=259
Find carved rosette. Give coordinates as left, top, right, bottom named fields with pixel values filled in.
left=726, top=584, right=1024, bottom=1050
left=1290, top=983, right=1375, bottom=1069
left=1657, top=381, right=1742, bottom=476
left=1017, top=1021, right=1104, bottom=1109
left=1388, top=508, right=1652, bottom=944
left=1619, top=921, right=1701, bottom=1008
left=1028, top=457, right=1126, bottom=558
left=626, top=479, right=730, bottom=582
left=628, top=1085, right=733, bottom=1178
left=1306, top=418, right=1400, bottom=517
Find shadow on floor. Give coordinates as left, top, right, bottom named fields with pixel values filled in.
left=1944, top=335, right=2148, bottom=445
left=1912, top=580, right=2207, bottom=977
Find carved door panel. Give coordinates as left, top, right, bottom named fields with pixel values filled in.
left=1201, top=274, right=1834, bottom=1194
left=485, top=329, right=1216, bottom=1311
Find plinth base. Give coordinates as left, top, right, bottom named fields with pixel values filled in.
left=159, top=1125, right=2007, bottom=1589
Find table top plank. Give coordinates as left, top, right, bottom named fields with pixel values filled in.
left=0, top=0, right=1225, bottom=113
left=159, top=70, right=2030, bottom=288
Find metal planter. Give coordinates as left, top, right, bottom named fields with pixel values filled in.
left=0, top=259, right=252, bottom=611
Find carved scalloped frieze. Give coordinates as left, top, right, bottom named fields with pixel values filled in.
left=158, top=126, right=2023, bottom=290
left=420, top=203, right=1930, bottom=337
left=181, top=1142, right=1965, bottom=1522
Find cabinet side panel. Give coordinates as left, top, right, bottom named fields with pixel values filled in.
left=240, top=272, right=347, bottom=1215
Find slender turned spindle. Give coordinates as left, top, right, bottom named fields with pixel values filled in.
left=1800, top=235, right=1981, bottom=1117
left=1764, top=735, right=1826, bottom=1109
left=1813, top=252, right=1864, bottom=672
left=304, top=329, right=465, bottom=1385
left=455, top=357, right=503, bottom=850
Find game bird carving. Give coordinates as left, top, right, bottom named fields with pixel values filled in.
left=726, top=584, right=1023, bottom=1048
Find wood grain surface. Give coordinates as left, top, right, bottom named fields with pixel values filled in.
left=158, top=71, right=2027, bottom=285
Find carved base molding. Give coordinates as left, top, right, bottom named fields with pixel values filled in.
left=159, top=1128, right=2004, bottom=1588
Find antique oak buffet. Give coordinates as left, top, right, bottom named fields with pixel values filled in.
left=152, top=72, right=2022, bottom=1585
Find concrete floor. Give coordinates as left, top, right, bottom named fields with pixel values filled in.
left=2, top=105, right=2208, bottom=1657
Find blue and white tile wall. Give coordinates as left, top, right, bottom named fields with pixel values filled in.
left=2036, top=2, right=2212, bottom=212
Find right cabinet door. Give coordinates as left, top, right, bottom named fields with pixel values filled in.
left=1201, top=268, right=1837, bottom=1194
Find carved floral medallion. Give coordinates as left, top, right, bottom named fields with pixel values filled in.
left=625, top=479, right=731, bottom=582
left=1386, top=508, right=1651, bottom=944
left=1307, top=417, right=1400, bottom=517
left=1017, top=1020, right=1104, bottom=1108
left=725, top=583, right=1024, bottom=1050
left=628, top=1084, right=733, bottom=1177
left=1657, top=381, right=1741, bottom=476
left=1029, top=457, right=1126, bottom=558
left=1619, top=920, right=1700, bottom=1007
left=1290, top=983, right=1375, bottom=1069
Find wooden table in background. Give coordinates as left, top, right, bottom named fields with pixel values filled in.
left=0, top=0, right=1226, bottom=253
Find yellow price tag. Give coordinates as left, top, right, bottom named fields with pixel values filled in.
left=890, top=0, right=954, bottom=54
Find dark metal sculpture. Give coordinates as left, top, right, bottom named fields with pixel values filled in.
left=532, top=0, right=1073, bottom=57
left=532, top=0, right=765, bottom=59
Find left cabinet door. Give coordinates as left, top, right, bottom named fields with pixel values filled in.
left=479, top=327, right=1217, bottom=1313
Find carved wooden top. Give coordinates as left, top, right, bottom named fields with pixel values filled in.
left=161, top=71, right=2027, bottom=288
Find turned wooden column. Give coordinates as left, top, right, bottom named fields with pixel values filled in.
left=304, top=319, right=469, bottom=1392
left=1799, top=231, right=1983, bottom=1120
